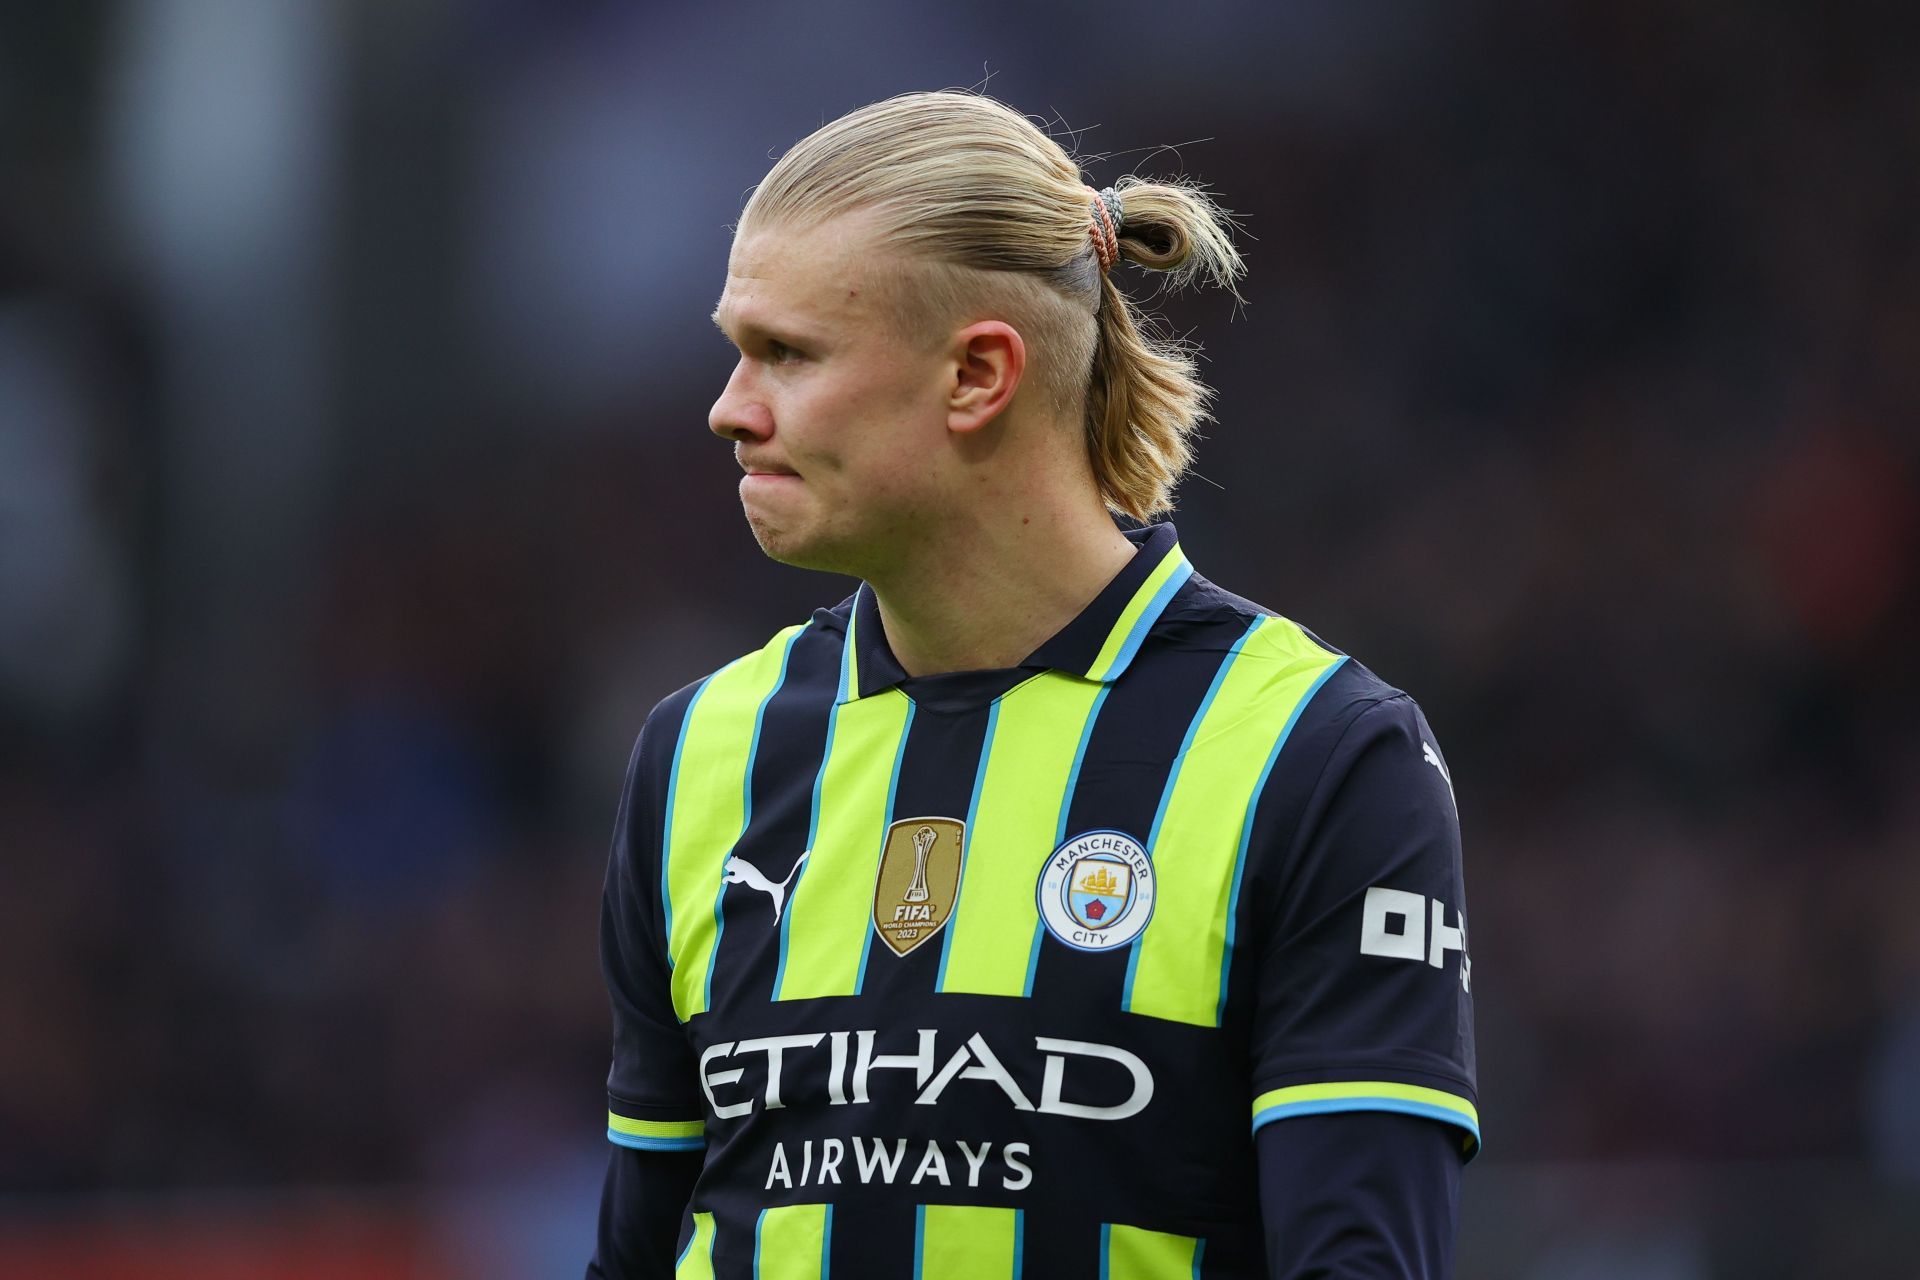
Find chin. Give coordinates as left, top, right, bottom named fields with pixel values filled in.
left=744, top=510, right=867, bottom=578
left=745, top=511, right=825, bottom=570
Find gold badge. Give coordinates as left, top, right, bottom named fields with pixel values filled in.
left=871, top=817, right=965, bottom=957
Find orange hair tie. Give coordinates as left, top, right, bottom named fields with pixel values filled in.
left=1086, top=185, right=1121, bottom=272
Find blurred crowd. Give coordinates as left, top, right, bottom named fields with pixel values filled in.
left=1, top=0, right=1916, bottom=1274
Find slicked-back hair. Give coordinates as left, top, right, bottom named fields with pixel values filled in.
left=740, top=91, right=1244, bottom=522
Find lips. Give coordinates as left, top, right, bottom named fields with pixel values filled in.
left=736, top=447, right=799, bottom=479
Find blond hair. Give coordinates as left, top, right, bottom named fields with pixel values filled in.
left=740, top=91, right=1244, bottom=522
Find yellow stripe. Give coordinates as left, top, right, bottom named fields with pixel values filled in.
left=1251, top=1080, right=1480, bottom=1129
left=665, top=626, right=805, bottom=1020
left=1104, top=1222, right=1199, bottom=1280
left=606, top=1113, right=704, bottom=1141
left=776, top=689, right=914, bottom=1000
left=756, top=1203, right=828, bottom=1279
left=1124, top=616, right=1341, bottom=1026
left=1085, top=546, right=1189, bottom=682
left=676, top=1211, right=717, bottom=1280
left=919, top=1204, right=1019, bottom=1279
left=938, top=675, right=1104, bottom=995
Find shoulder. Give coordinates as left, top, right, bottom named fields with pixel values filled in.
left=1170, top=584, right=1466, bottom=932
left=1163, top=571, right=1449, bottom=802
left=1165, top=571, right=1415, bottom=724
left=630, top=602, right=852, bottom=776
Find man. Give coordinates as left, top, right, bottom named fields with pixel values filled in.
left=590, top=91, right=1476, bottom=1279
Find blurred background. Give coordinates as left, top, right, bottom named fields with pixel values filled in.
left=2, top=0, right=1916, bottom=1276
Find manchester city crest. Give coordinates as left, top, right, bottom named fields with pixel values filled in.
left=1036, top=830, right=1156, bottom=952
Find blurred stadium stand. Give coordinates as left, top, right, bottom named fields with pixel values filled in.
left=1, top=0, right=1915, bottom=1275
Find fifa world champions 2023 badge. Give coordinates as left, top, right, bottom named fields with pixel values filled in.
left=1036, top=829, right=1156, bottom=951
left=872, top=817, right=966, bottom=957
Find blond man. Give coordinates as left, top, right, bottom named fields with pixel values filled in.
left=591, top=92, right=1477, bottom=1279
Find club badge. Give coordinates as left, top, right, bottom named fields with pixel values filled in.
left=1036, top=829, right=1155, bottom=952
left=872, top=817, right=966, bottom=957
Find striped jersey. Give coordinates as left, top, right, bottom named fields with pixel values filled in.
left=600, top=523, right=1477, bottom=1279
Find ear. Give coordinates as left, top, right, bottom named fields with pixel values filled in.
left=946, top=320, right=1026, bottom=435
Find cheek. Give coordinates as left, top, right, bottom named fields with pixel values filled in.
left=813, top=365, right=942, bottom=474
left=872, top=356, right=949, bottom=438
left=863, top=414, right=946, bottom=505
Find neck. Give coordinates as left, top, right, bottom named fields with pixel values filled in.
left=866, top=488, right=1136, bottom=679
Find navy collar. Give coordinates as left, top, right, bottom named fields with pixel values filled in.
left=834, top=523, right=1192, bottom=703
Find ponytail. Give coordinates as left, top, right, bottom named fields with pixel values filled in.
left=1083, top=178, right=1244, bottom=521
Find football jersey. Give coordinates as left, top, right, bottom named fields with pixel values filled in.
left=599, top=522, right=1477, bottom=1279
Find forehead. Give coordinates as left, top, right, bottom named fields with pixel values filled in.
left=715, top=215, right=894, bottom=334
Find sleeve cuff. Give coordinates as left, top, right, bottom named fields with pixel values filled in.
left=1251, top=1080, right=1480, bottom=1159
left=606, top=1110, right=706, bottom=1152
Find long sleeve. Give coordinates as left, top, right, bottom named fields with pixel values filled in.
left=591, top=694, right=710, bottom=1275
left=587, top=1145, right=704, bottom=1279
left=1257, top=1111, right=1462, bottom=1278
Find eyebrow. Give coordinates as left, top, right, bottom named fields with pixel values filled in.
left=710, top=305, right=817, bottom=349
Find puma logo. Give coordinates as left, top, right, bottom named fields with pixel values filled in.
left=723, top=851, right=810, bottom=922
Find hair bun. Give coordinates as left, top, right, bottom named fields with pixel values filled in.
left=1105, top=177, right=1244, bottom=295
left=1121, top=212, right=1189, bottom=272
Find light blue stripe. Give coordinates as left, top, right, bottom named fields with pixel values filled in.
left=1023, top=682, right=1113, bottom=996
left=659, top=676, right=714, bottom=964
left=776, top=649, right=846, bottom=998
left=1099, top=1221, right=1112, bottom=1280
left=606, top=1129, right=704, bottom=1152
left=913, top=1203, right=927, bottom=1280
left=705, top=627, right=806, bottom=1009
left=1192, top=1236, right=1206, bottom=1280
left=754, top=1206, right=768, bottom=1278
left=1092, top=556, right=1193, bottom=681
left=1214, top=654, right=1348, bottom=1023
left=822, top=1203, right=834, bottom=1278
left=855, top=700, right=916, bottom=996
left=1020, top=924, right=1046, bottom=999
left=1251, top=1096, right=1482, bottom=1146
left=838, top=586, right=861, bottom=703
left=1013, top=1208, right=1025, bottom=1280
left=937, top=696, right=1002, bottom=990
left=1122, top=616, right=1262, bottom=1011
left=1019, top=914, right=1048, bottom=998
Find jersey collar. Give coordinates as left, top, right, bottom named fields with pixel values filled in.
left=837, top=522, right=1193, bottom=703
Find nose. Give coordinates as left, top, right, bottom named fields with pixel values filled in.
left=709, top=359, right=773, bottom=443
